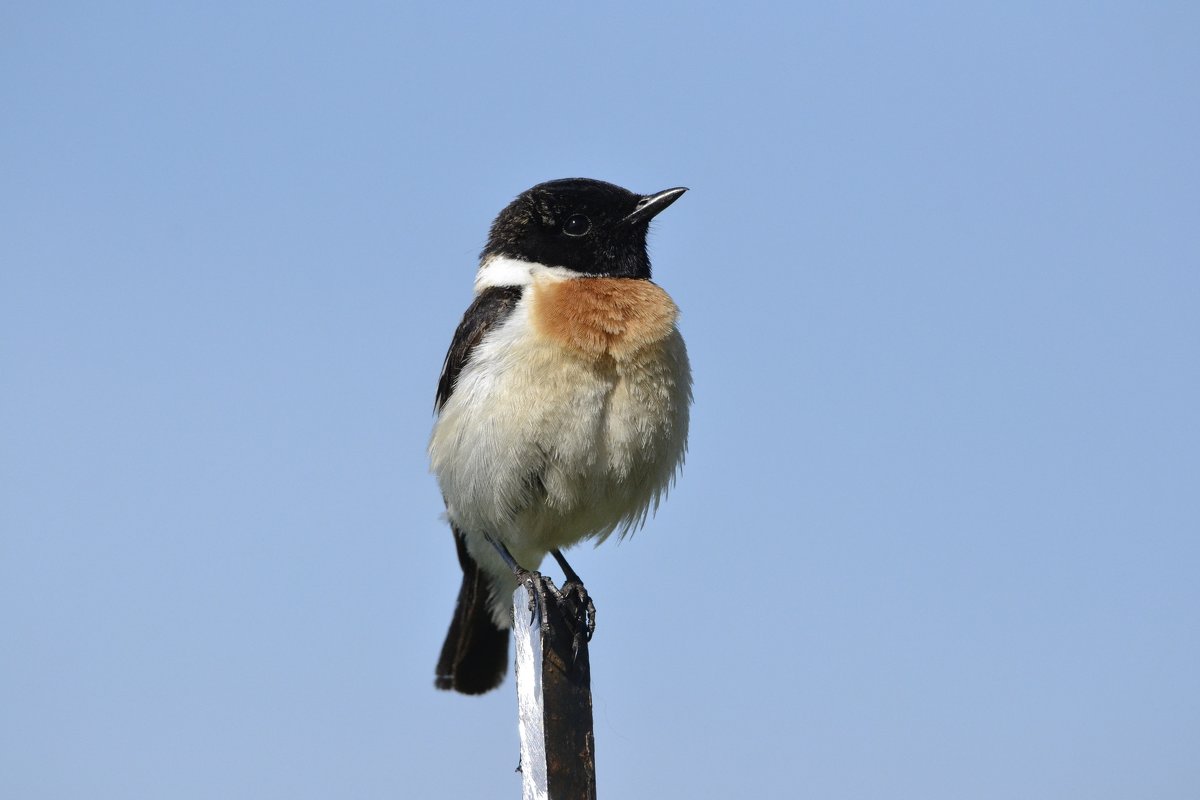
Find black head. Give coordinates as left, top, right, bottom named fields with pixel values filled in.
left=481, top=178, right=687, bottom=279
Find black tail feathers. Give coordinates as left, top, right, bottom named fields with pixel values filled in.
left=435, top=529, right=509, bottom=694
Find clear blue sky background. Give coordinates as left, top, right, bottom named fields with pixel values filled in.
left=2, top=3, right=1197, bottom=798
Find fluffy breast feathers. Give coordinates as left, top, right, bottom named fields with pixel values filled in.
left=430, top=272, right=691, bottom=568
left=529, top=277, right=679, bottom=360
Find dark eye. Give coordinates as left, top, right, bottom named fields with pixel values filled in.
left=562, top=213, right=591, bottom=237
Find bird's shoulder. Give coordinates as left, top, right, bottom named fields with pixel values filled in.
left=435, top=285, right=524, bottom=412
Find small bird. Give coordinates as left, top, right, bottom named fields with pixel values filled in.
left=430, top=178, right=692, bottom=694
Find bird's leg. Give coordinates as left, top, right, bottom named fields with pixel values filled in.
left=550, top=549, right=597, bottom=657
left=485, top=534, right=556, bottom=635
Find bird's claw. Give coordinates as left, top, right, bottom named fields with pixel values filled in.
left=557, top=579, right=596, bottom=661
left=515, top=568, right=558, bottom=636
left=514, top=569, right=596, bottom=661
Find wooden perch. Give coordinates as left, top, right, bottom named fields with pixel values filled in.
left=514, top=584, right=597, bottom=800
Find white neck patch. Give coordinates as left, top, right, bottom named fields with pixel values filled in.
left=474, top=256, right=582, bottom=293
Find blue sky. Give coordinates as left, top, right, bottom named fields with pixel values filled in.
left=2, top=3, right=1197, bottom=798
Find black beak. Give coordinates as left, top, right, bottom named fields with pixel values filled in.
left=622, top=187, right=688, bottom=225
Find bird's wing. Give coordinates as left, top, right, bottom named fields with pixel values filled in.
left=435, top=285, right=524, bottom=413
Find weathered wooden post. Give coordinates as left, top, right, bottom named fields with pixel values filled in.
left=513, top=584, right=597, bottom=800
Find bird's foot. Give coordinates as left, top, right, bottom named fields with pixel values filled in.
left=514, top=566, right=558, bottom=637
left=513, top=568, right=594, bottom=659
left=548, top=548, right=597, bottom=659
left=556, top=578, right=597, bottom=661
left=487, top=537, right=597, bottom=656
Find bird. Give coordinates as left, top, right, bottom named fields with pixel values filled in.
left=430, top=178, right=692, bottom=694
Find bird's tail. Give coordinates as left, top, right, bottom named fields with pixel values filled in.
left=435, top=527, right=509, bottom=694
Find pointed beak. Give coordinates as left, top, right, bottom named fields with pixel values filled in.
left=622, top=187, right=688, bottom=225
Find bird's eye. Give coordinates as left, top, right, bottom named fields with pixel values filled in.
left=562, top=214, right=591, bottom=237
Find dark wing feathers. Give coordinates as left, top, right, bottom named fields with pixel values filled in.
left=433, top=286, right=523, bottom=694
left=435, top=285, right=524, bottom=412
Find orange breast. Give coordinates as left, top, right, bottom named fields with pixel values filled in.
left=530, top=277, right=679, bottom=360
